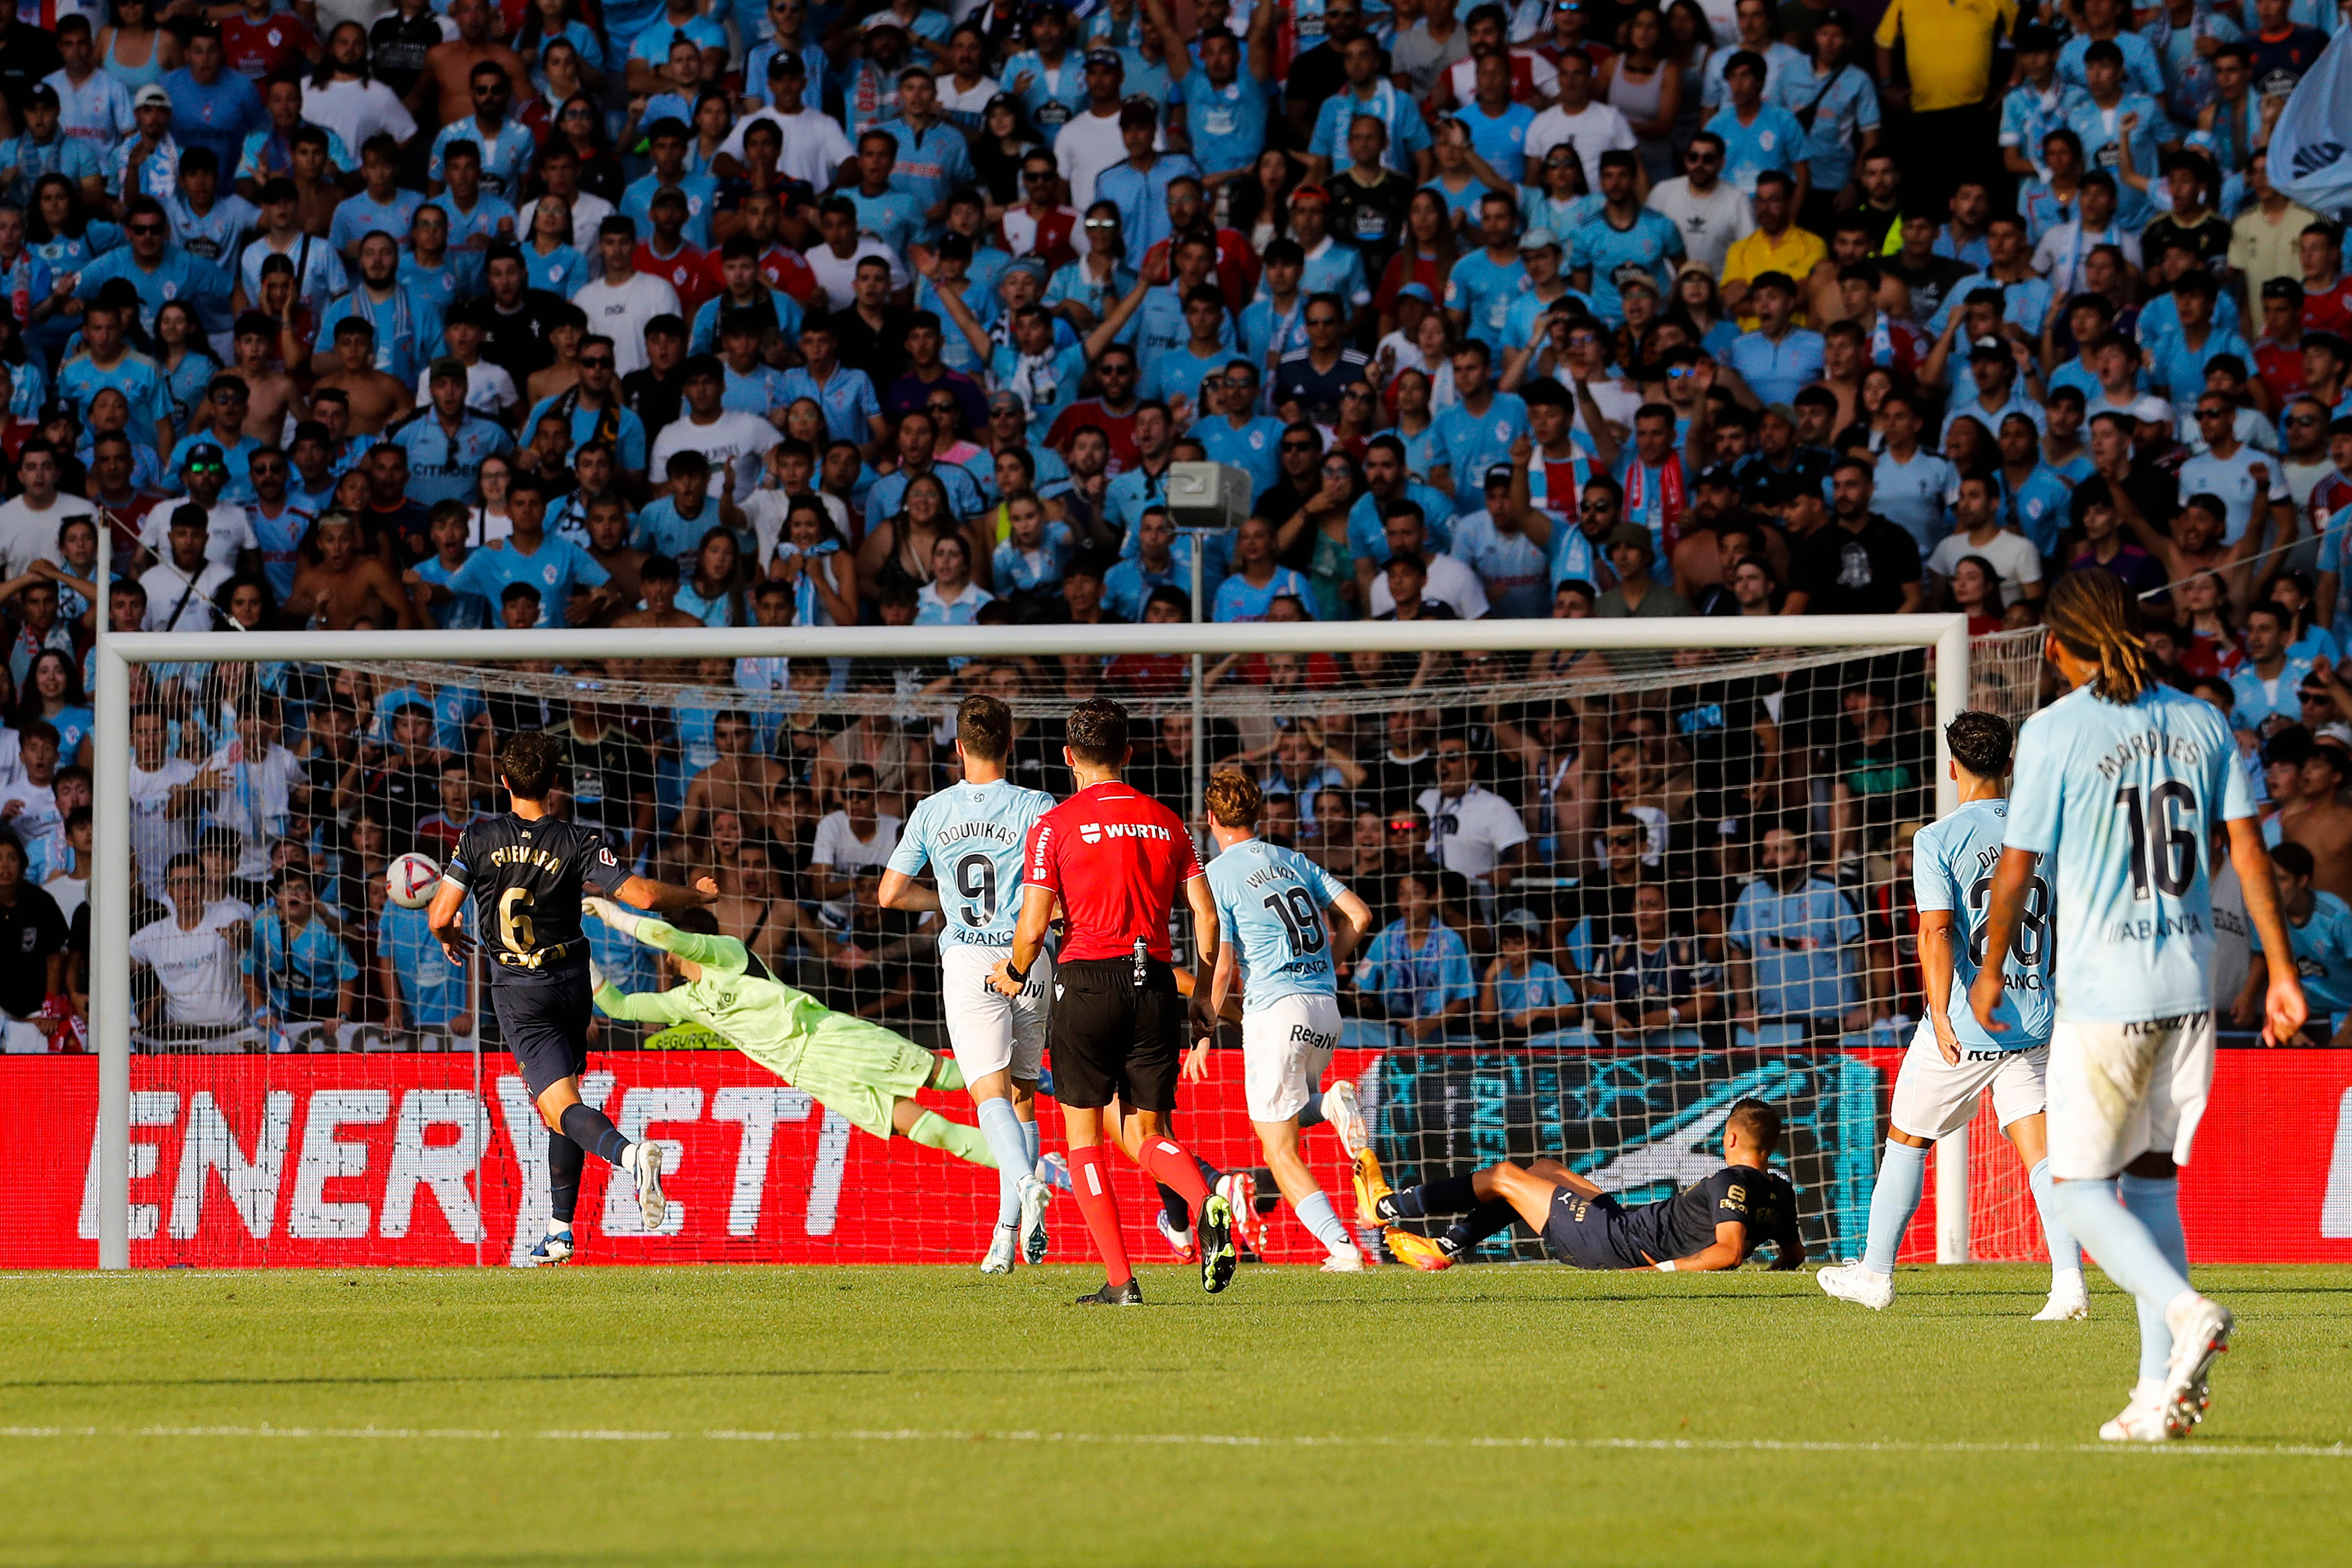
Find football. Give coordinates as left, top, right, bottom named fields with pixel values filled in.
left=384, top=851, right=442, bottom=910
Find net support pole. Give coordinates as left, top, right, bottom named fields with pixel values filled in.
left=92, top=525, right=129, bottom=1270
left=1189, top=537, right=1204, bottom=862
left=1932, top=613, right=1971, bottom=1266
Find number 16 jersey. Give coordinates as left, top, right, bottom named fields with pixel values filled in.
left=2003, top=683, right=2253, bottom=1023
left=444, top=811, right=631, bottom=986
left=1912, top=798, right=2053, bottom=1049
left=889, top=777, right=1058, bottom=950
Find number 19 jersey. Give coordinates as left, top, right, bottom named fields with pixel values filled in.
left=888, top=777, right=1058, bottom=949
left=1912, top=798, right=2052, bottom=1049
left=2003, top=683, right=2254, bottom=1023
left=1205, top=838, right=1349, bottom=1013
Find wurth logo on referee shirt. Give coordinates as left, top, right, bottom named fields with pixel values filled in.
left=1081, top=822, right=1170, bottom=843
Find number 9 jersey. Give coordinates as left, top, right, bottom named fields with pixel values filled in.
left=888, top=778, right=1059, bottom=951
left=444, top=812, right=632, bottom=986
left=2003, top=682, right=2253, bottom=1023
left=1913, top=798, right=2053, bottom=1049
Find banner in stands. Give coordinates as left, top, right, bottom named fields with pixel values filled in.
left=6, top=1048, right=2351, bottom=1267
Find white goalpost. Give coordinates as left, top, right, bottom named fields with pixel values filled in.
left=84, top=607, right=1978, bottom=1272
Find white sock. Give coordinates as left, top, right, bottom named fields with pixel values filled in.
left=1295, top=1190, right=1354, bottom=1256
left=977, top=1097, right=1030, bottom=1229
left=620, top=1141, right=639, bottom=1172
left=545, top=1217, right=569, bottom=1237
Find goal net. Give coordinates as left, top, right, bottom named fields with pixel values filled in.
left=23, top=614, right=2120, bottom=1273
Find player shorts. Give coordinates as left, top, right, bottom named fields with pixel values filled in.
left=1048, top=954, right=1183, bottom=1113
left=1241, top=992, right=1340, bottom=1125
left=2045, top=1011, right=2217, bottom=1181
left=773, top=1011, right=940, bottom=1142
left=491, top=978, right=592, bottom=1099
left=939, top=942, right=1050, bottom=1084
left=1541, top=1188, right=1639, bottom=1270
left=1887, top=1020, right=2050, bottom=1142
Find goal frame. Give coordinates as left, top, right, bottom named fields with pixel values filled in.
left=87, top=602, right=1971, bottom=1271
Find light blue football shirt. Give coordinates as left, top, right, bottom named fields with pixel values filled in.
left=886, top=778, right=1057, bottom=950
left=1912, top=798, right=2054, bottom=1049
left=2252, top=887, right=2352, bottom=1016
left=2003, top=682, right=2254, bottom=1023
left=1207, top=838, right=1349, bottom=1013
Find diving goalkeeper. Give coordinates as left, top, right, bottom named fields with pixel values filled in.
left=1367, top=1098, right=1805, bottom=1272
left=585, top=900, right=997, bottom=1167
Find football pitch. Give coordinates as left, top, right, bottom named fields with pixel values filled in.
left=3, top=1264, right=2349, bottom=1566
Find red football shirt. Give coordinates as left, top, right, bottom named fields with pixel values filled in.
left=1047, top=398, right=1141, bottom=472
left=2304, top=277, right=2352, bottom=337
left=636, top=240, right=714, bottom=319
left=1023, top=781, right=1203, bottom=963
left=222, top=13, right=317, bottom=79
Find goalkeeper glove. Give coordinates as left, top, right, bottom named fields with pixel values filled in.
left=582, top=896, right=641, bottom=939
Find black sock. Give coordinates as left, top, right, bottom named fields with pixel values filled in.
left=1194, top=1154, right=1221, bottom=1189
left=1397, top=1174, right=1478, bottom=1219
left=559, top=1101, right=633, bottom=1168
left=1296, top=1095, right=1327, bottom=1132
left=547, top=1133, right=583, bottom=1225
left=1158, top=1182, right=1190, bottom=1231
left=1443, top=1200, right=1520, bottom=1256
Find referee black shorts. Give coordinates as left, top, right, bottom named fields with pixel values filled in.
left=491, top=975, right=593, bottom=1099
left=1048, top=955, right=1184, bottom=1112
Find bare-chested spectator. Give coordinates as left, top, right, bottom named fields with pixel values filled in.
left=675, top=710, right=786, bottom=845
left=285, top=513, right=419, bottom=629
left=313, top=318, right=416, bottom=434
left=231, top=312, right=308, bottom=443
left=2261, top=721, right=2352, bottom=903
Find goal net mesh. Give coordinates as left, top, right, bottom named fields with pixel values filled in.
left=26, top=626, right=2074, bottom=1270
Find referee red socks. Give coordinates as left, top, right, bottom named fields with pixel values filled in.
left=1141, top=1139, right=1212, bottom=1208
left=1068, top=1147, right=1133, bottom=1288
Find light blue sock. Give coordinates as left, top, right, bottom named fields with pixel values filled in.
left=1861, top=1139, right=1929, bottom=1274
left=1020, top=1113, right=1041, bottom=1173
left=2053, top=1177, right=2193, bottom=1385
left=2027, top=1158, right=2083, bottom=1275
left=977, top=1098, right=1029, bottom=1231
left=2118, top=1174, right=2192, bottom=1384
left=1295, top=1189, right=1354, bottom=1255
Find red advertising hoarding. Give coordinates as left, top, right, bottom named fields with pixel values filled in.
left=5, top=1048, right=2347, bottom=1268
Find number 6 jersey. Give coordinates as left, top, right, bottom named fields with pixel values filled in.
left=1912, top=797, right=2053, bottom=1049
left=888, top=778, right=1059, bottom=951
left=2003, top=682, right=2253, bottom=1023
left=444, top=812, right=632, bottom=985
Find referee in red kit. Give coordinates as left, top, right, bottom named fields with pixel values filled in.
left=990, top=696, right=1235, bottom=1305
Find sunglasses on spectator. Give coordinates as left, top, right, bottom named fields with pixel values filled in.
left=128, top=222, right=165, bottom=235
left=1306, top=315, right=1343, bottom=327
left=1280, top=439, right=1317, bottom=451
left=1083, top=218, right=1117, bottom=230
left=579, top=355, right=614, bottom=368
left=2288, top=413, right=2323, bottom=426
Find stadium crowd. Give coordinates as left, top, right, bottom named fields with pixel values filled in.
left=2, top=0, right=2352, bottom=1050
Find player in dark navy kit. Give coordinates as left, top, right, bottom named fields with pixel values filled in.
left=1369, top=1099, right=1806, bottom=1273
left=425, top=730, right=720, bottom=1266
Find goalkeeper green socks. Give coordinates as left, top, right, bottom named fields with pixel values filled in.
left=928, top=1055, right=967, bottom=1093
left=907, top=1110, right=995, bottom=1168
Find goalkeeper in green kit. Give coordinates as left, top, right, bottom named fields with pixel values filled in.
left=584, top=899, right=999, bottom=1166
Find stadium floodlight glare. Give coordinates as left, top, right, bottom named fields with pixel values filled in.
left=86, top=611, right=1988, bottom=1272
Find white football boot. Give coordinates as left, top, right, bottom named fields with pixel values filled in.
left=2099, top=1380, right=2185, bottom=1443
left=1017, top=1174, right=1052, bottom=1265
left=632, top=1140, right=666, bottom=1231
left=2034, top=1267, right=2092, bottom=1321
left=979, top=1226, right=1018, bottom=1276
left=1321, top=1080, right=1371, bottom=1161
left=2162, top=1294, right=2233, bottom=1431
left=1815, top=1260, right=1895, bottom=1311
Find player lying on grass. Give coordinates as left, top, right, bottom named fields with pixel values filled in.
left=1817, top=711, right=2089, bottom=1321
left=1367, top=1098, right=1804, bottom=1273
left=584, top=901, right=1011, bottom=1183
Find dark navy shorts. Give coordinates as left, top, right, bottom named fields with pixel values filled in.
left=1542, top=1188, right=1639, bottom=1271
left=492, top=979, right=592, bottom=1098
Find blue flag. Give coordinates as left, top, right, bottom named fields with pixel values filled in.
left=2270, top=27, right=2352, bottom=215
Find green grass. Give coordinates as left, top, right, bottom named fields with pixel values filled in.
left=2, top=1264, right=2350, bottom=1566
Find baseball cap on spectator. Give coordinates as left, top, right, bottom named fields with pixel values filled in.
left=2131, top=396, right=2174, bottom=423
left=1604, top=519, right=1651, bottom=552
left=1482, top=464, right=1514, bottom=491
left=1519, top=227, right=1559, bottom=252
left=133, top=84, right=170, bottom=108
left=1759, top=402, right=1796, bottom=426
left=863, top=15, right=906, bottom=32
left=1084, top=45, right=1122, bottom=66
left=1697, top=463, right=1741, bottom=493
left=1289, top=184, right=1331, bottom=206
left=1498, top=908, right=1543, bottom=937
left=2265, top=277, right=2307, bottom=303
left=1396, top=282, right=1435, bottom=303
left=767, top=51, right=805, bottom=75
left=1619, top=273, right=1659, bottom=297
left=1968, top=336, right=2012, bottom=364
left=2014, top=22, right=2058, bottom=51
left=181, top=442, right=226, bottom=473
left=26, top=84, right=57, bottom=110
